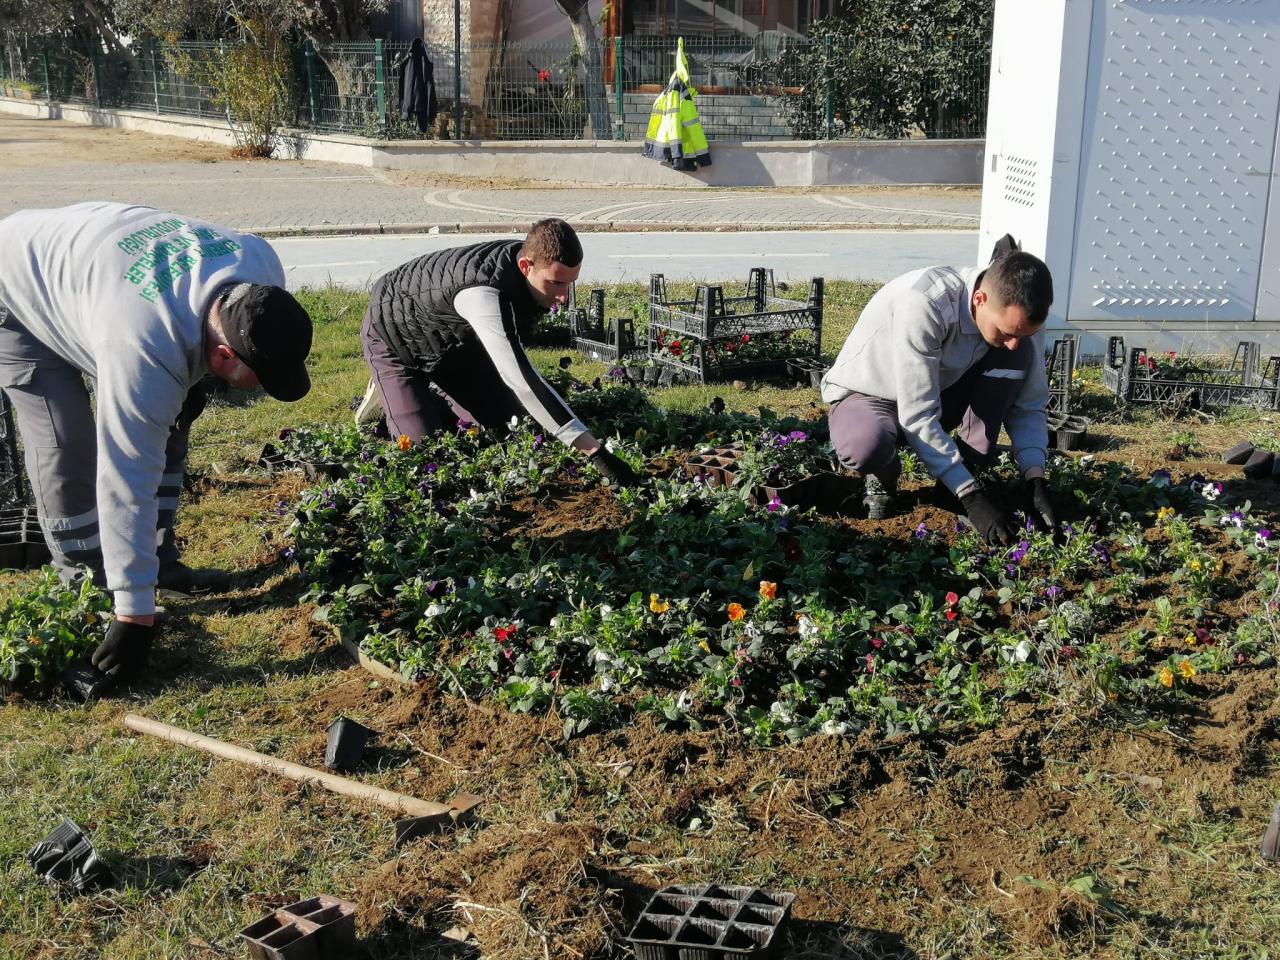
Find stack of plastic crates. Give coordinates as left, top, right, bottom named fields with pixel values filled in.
left=1103, top=337, right=1280, bottom=410
left=647, top=268, right=823, bottom=383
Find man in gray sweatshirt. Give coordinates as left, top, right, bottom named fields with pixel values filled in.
left=0, top=203, right=313, bottom=682
left=820, top=251, right=1056, bottom=544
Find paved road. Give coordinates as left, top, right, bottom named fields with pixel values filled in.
left=0, top=115, right=981, bottom=234
left=276, top=229, right=981, bottom=288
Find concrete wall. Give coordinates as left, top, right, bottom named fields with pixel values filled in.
left=621, top=92, right=791, bottom=141
left=0, top=95, right=983, bottom=187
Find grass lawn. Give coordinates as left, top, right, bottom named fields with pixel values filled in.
left=2, top=281, right=1279, bottom=960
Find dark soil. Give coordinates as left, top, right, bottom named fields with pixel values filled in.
left=262, top=455, right=1280, bottom=958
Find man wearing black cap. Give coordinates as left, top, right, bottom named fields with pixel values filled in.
left=0, top=202, right=313, bottom=682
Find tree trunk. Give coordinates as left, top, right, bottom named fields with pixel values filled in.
left=553, top=0, right=610, bottom=140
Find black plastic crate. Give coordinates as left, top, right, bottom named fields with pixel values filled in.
left=568, top=287, right=647, bottom=364
left=1046, top=335, right=1079, bottom=416
left=626, top=884, right=794, bottom=959
left=0, top=390, right=25, bottom=509
left=1103, top=337, right=1280, bottom=410
left=647, top=269, right=823, bottom=384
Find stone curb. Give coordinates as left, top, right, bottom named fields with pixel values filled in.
left=249, top=220, right=970, bottom=238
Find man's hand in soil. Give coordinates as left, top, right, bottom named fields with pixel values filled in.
left=1027, top=477, right=1058, bottom=535
left=91, top=618, right=155, bottom=678
left=959, top=488, right=1020, bottom=546
left=589, top=447, right=640, bottom=488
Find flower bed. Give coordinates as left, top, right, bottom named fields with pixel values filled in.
left=284, top=379, right=1278, bottom=746
left=0, top=569, right=112, bottom=686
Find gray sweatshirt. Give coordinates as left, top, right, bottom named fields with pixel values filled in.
left=820, top=265, right=1048, bottom=495
left=0, top=202, right=287, bottom=615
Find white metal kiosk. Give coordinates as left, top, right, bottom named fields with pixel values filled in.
left=979, top=0, right=1280, bottom=351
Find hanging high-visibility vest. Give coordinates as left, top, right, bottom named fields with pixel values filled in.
left=642, top=37, right=712, bottom=171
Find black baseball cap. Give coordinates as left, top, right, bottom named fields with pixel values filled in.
left=220, top=284, right=313, bottom=402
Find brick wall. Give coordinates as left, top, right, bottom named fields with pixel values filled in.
left=620, top=92, right=793, bottom=142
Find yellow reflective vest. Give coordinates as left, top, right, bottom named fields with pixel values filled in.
left=642, top=38, right=712, bottom=171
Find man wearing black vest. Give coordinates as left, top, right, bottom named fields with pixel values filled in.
left=361, top=219, right=637, bottom=486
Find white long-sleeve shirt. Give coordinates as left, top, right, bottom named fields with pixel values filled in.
left=453, top=286, right=587, bottom=445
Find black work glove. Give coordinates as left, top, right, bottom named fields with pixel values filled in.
left=1028, top=477, right=1058, bottom=534
left=589, top=447, right=640, bottom=488
left=90, top=619, right=155, bottom=678
left=959, top=488, right=1020, bottom=546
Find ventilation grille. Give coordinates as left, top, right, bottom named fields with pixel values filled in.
left=1003, top=154, right=1038, bottom=208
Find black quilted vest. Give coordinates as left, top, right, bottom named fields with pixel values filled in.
left=366, top=239, right=542, bottom=372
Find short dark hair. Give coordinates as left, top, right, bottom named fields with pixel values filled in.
left=521, top=218, right=582, bottom=268
left=982, top=251, right=1054, bottom=325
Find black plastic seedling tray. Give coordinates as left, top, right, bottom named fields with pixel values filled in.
left=0, top=506, right=49, bottom=569
left=681, top=447, right=859, bottom=514
left=626, top=884, right=794, bottom=959
left=26, top=818, right=115, bottom=892
left=1047, top=413, right=1091, bottom=452
left=240, top=895, right=356, bottom=960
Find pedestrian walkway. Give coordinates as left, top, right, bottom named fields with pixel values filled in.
left=0, top=116, right=981, bottom=234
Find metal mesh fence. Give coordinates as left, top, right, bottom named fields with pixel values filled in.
left=5, top=33, right=989, bottom=142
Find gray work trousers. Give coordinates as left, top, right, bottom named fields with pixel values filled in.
left=0, top=304, right=198, bottom=585
left=828, top=338, right=1035, bottom=486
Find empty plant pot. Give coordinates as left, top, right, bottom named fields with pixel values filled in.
left=1243, top=449, right=1276, bottom=480
left=1223, top=440, right=1256, bottom=465
left=26, top=818, right=115, bottom=893
left=324, top=716, right=372, bottom=771
left=59, top=661, right=116, bottom=702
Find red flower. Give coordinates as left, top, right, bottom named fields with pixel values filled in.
left=538, top=69, right=551, bottom=83
left=740, top=334, right=751, bottom=343
left=944, top=591, right=959, bottom=606
left=945, top=609, right=957, bottom=621
left=494, top=624, right=518, bottom=642
left=669, top=340, right=683, bottom=357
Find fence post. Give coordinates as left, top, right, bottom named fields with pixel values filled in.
left=374, top=39, right=387, bottom=135
left=40, top=43, right=51, bottom=101
left=0, top=44, right=6, bottom=85
left=823, top=36, right=834, bottom=140
left=614, top=36, right=624, bottom=141
left=304, top=40, right=319, bottom=127
left=90, top=47, right=101, bottom=108
left=150, top=43, right=162, bottom=114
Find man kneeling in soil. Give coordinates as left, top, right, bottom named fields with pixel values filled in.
left=820, top=250, right=1057, bottom=545
left=360, top=218, right=637, bottom=486
left=0, top=202, right=313, bottom=682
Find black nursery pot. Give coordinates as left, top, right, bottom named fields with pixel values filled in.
left=60, top=661, right=116, bottom=702
left=1223, top=440, right=1255, bottom=465
left=324, top=716, right=372, bottom=771
left=1243, top=449, right=1275, bottom=480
